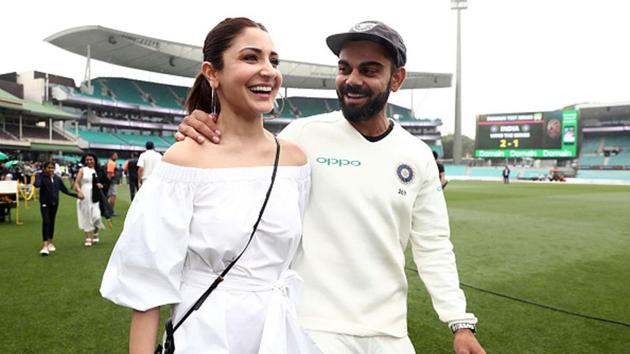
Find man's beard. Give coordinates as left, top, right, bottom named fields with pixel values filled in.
left=337, top=82, right=391, bottom=123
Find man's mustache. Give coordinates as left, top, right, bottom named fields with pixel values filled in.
left=340, top=84, right=372, bottom=97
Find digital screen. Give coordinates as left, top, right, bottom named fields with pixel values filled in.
left=474, top=110, right=578, bottom=158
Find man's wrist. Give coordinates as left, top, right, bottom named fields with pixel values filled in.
left=450, top=322, right=477, bottom=335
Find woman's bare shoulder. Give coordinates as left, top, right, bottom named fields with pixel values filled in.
left=162, top=137, right=215, bottom=168
left=277, top=138, right=307, bottom=166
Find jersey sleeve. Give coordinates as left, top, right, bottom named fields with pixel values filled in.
left=409, top=148, right=478, bottom=326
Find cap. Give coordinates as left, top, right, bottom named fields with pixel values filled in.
left=326, top=21, right=407, bottom=67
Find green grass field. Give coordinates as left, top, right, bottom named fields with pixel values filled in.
left=1, top=180, right=629, bottom=353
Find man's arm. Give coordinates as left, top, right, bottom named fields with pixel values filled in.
left=137, top=167, right=144, bottom=186
left=409, top=149, right=485, bottom=354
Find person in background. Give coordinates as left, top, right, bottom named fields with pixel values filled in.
left=124, top=152, right=139, bottom=201
left=433, top=150, right=448, bottom=189
left=35, top=161, right=81, bottom=255
left=137, top=141, right=162, bottom=187
left=74, top=153, right=105, bottom=246
left=105, top=152, right=118, bottom=215
left=502, top=165, right=510, bottom=184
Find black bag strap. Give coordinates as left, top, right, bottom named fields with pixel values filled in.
left=157, top=136, right=280, bottom=354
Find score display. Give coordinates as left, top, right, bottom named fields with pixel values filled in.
left=474, top=110, right=578, bottom=158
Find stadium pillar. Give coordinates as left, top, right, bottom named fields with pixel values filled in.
left=451, top=0, right=467, bottom=164
left=19, top=114, right=23, bottom=139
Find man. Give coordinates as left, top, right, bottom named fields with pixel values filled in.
left=124, top=152, right=139, bottom=200
left=137, top=141, right=162, bottom=187
left=106, top=152, right=118, bottom=215
left=434, top=150, right=448, bottom=189
left=34, top=161, right=81, bottom=255
left=502, top=165, right=510, bottom=184
left=176, top=21, right=484, bottom=354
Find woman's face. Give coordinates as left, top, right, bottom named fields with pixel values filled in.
left=214, top=27, right=282, bottom=117
left=84, top=156, right=95, bottom=167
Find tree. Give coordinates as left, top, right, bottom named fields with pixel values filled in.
left=441, top=134, right=475, bottom=159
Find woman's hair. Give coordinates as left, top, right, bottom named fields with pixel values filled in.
left=186, top=17, right=268, bottom=114
left=80, top=153, right=99, bottom=167
left=42, top=161, right=55, bottom=169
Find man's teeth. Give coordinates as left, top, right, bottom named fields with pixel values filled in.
left=250, top=86, right=272, bottom=93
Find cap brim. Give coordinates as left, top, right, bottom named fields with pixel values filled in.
left=326, top=32, right=397, bottom=59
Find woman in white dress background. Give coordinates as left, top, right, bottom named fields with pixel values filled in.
left=74, top=153, right=105, bottom=246
left=100, top=18, right=321, bottom=354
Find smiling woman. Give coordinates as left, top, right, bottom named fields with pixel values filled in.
left=99, top=17, right=321, bottom=354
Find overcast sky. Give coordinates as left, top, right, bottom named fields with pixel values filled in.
left=2, top=0, right=630, bottom=137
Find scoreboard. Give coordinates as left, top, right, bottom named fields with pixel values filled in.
left=474, top=110, right=578, bottom=158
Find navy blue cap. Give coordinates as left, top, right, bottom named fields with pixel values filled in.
left=326, top=21, right=407, bottom=67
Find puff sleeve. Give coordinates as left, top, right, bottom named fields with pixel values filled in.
left=100, top=165, right=195, bottom=311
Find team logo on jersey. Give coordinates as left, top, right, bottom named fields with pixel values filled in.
left=396, top=163, right=415, bottom=184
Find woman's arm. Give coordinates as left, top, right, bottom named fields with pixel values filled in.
left=74, top=169, right=84, bottom=199
left=129, top=307, right=160, bottom=354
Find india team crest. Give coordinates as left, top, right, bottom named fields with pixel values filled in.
left=396, top=163, right=415, bottom=184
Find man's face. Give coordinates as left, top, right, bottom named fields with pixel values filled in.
left=335, top=41, right=395, bottom=123
left=111, top=153, right=118, bottom=161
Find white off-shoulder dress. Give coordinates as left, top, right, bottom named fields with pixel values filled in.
left=100, top=161, right=321, bottom=354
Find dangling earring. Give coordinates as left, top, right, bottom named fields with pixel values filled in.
left=210, top=85, right=218, bottom=121
left=267, top=90, right=285, bottom=120
left=210, top=86, right=217, bottom=115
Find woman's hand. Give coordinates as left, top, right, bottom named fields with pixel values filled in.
left=96, top=183, right=104, bottom=189
left=77, top=192, right=85, bottom=200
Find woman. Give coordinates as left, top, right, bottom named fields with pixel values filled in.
left=100, top=18, right=321, bottom=354
left=74, top=153, right=105, bottom=246
left=35, top=161, right=81, bottom=255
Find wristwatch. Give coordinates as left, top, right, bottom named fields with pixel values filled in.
left=450, top=322, right=477, bottom=335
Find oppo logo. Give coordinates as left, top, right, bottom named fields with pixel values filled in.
left=316, top=157, right=362, bottom=167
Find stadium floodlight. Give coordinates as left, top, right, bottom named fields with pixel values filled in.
left=451, top=0, right=468, bottom=10
left=451, top=0, right=467, bottom=163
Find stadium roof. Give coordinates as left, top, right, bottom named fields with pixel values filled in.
left=45, top=26, right=452, bottom=90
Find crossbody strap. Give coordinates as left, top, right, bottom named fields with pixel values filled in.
left=170, top=136, right=280, bottom=333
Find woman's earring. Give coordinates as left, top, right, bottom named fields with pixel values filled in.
left=268, top=90, right=285, bottom=120
left=210, top=86, right=218, bottom=118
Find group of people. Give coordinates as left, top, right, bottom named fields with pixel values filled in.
left=99, top=17, right=485, bottom=354
left=33, top=140, right=163, bottom=254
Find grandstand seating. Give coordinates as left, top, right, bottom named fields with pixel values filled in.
left=76, top=129, right=173, bottom=149
left=133, top=80, right=184, bottom=110
left=579, top=134, right=630, bottom=167
left=580, top=135, right=602, bottom=154
left=77, top=130, right=127, bottom=145
left=104, top=78, right=150, bottom=106
left=61, top=77, right=189, bottom=111
left=579, top=155, right=606, bottom=167
left=116, top=132, right=170, bottom=149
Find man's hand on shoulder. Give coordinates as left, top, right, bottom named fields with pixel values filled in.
left=453, top=329, right=486, bottom=354
left=175, top=110, right=221, bottom=144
